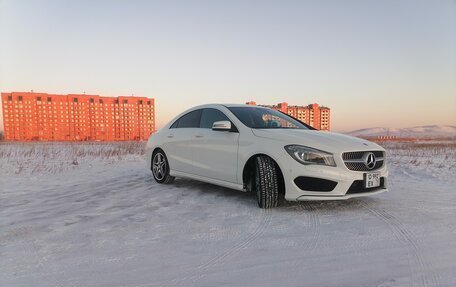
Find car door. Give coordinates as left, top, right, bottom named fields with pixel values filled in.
left=192, top=108, right=239, bottom=183
left=164, top=109, right=202, bottom=173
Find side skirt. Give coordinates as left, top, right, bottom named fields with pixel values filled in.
left=170, top=170, right=244, bottom=192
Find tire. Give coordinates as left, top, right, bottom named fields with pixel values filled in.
left=152, top=149, right=175, bottom=184
left=255, top=156, right=279, bottom=208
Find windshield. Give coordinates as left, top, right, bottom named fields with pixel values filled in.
left=228, top=107, right=310, bottom=129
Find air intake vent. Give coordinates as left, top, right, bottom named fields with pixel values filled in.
left=294, top=177, right=338, bottom=192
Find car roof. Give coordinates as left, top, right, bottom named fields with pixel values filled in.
left=222, top=104, right=267, bottom=108
left=191, top=104, right=271, bottom=109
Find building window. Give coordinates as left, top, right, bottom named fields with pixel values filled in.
left=147, top=101, right=151, bottom=105
left=8, top=96, right=12, bottom=101
left=18, top=96, right=23, bottom=101
left=73, top=98, right=78, bottom=103
left=123, top=100, right=128, bottom=104
left=139, top=100, right=143, bottom=105
left=90, top=98, right=94, bottom=103
left=37, top=97, right=42, bottom=101
left=47, top=97, right=52, bottom=102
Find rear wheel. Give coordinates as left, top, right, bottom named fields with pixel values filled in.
left=255, top=156, right=279, bottom=208
left=152, top=150, right=175, bottom=184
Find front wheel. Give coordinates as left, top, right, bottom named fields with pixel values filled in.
left=152, top=150, right=175, bottom=184
left=255, top=156, right=279, bottom=208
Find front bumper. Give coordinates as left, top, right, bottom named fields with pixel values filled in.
left=279, top=153, right=389, bottom=201
left=295, top=188, right=387, bottom=201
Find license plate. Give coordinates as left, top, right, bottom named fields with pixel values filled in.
left=364, top=173, right=381, bottom=188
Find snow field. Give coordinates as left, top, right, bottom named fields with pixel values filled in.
left=1, top=141, right=455, bottom=287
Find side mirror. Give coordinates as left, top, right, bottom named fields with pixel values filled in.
left=212, top=121, right=232, bottom=131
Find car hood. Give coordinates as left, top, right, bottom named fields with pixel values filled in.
left=251, top=129, right=384, bottom=153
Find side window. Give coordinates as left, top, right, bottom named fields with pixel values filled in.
left=200, top=108, right=230, bottom=129
left=170, top=120, right=179, bottom=129
left=173, top=109, right=202, bottom=128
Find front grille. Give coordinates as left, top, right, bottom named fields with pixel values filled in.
left=342, top=151, right=384, bottom=171
left=342, top=151, right=384, bottom=161
left=344, top=161, right=384, bottom=171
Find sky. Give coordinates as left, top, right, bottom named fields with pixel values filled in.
left=0, top=0, right=455, bottom=132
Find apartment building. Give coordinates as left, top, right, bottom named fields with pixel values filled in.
left=1, top=92, right=155, bottom=141
left=246, top=101, right=331, bottom=131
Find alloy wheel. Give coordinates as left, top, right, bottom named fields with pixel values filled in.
left=153, top=152, right=167, bottom=181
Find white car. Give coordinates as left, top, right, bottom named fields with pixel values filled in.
left=146, top=104, right=388, bottom=208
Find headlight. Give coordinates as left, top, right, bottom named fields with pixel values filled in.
left=285, top=145, right=336, bottom=167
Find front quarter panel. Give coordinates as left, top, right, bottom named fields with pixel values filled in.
left=236, top=129, right=288, bottom=186
left=145, top=130, right=165, bottom=170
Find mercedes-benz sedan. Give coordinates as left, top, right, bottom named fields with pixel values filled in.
left=146, top=104, right=388, bottom=208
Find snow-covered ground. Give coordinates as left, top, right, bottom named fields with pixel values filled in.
left=347, top=125, right=456, bottom=139
left=1, top=141, right=455, bottom=287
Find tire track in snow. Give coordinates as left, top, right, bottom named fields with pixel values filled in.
left=359, top=200, right=441, bottom=287
left=158, top=208, right=272, bottom=287
left=196, top=208, right=272, bottom=271
left=172, top=180, right=259, bottom=237
left=291, top=201, right=374, bottom=257
left=285, top=202, right=321, bottom=269
left=301, top=203, right=321, bottom=251
left=44, top=172, right=149, bottom=205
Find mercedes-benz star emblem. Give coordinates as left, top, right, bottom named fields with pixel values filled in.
left=364, top=152, right=376, bottom=170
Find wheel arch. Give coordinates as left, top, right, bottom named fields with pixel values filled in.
left=242, top=153, right=285, bottom=194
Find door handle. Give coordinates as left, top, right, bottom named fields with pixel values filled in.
left=167, top=134, right=174, bottom=138
left=195, top=134, right=204, bottom=138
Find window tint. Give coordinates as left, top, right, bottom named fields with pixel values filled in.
left=174, top=109, right=202, bottom=128
left=170, top=120, right=179, bottom=129
left=228, top=107, right=310, bottom=129
left=200, top=108, right=230, bottom=129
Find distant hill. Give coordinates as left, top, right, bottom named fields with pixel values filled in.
left=346, top=125, right=456, bottom=139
